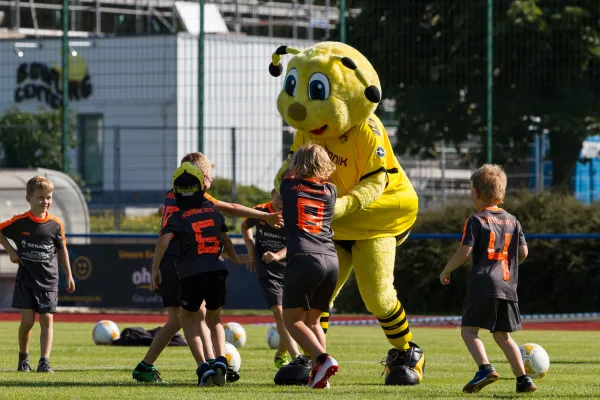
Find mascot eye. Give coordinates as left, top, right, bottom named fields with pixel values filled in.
left=284, top=69, right=298, bottom=97
left=308, top=73, right=331, bottom=101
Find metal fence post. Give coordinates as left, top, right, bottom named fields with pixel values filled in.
left=339, top=0, right=346, bottom=43
left=231, top=127, right=237, bottom=203
left=114, top=127, right=121, bottom=231
left=61, top=0, right=69, bottom=173
left=441, top=141, right=447, bottom=206
left=198, top=0, right=205, bottom=153
left=486, top=0, right=493, bottom=164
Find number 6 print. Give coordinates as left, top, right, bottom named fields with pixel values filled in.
left=191, top=220, right=219, bottom=254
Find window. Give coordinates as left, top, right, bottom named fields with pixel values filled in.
left=78, top=114, right=104, bottom=190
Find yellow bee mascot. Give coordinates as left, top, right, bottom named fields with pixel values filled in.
left=270, top=42, right=425, bottom=386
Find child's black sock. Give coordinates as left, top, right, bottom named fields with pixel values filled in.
left=19, top=352, right=29, bottom=361
left=516, top=375, right=527, bottom=383
left=479, top=363, right=492, bottom=371
left=207, top=358, right=215, bottom=367
left=39, top=357, right=49, bottom=363
left=316, top=353, right=329, bottom=365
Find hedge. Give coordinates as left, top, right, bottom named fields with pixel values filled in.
left=335, top=192, right=600, bottom=315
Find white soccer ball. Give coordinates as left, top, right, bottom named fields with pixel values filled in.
left=520, top=343, right=550, bottom=379
left=266, top=326, right=280, bottom=349
left=224, top=342, right=242, bottom=372
left=92, top=320, right=120, bottom=345
left=224, top=322, right=247, bottom=348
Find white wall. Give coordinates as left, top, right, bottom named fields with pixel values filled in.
left=0, top=34, right=315, bottom=194
left=0, top=36, right=179, bottom=192
left=177, top=34, right=315, bottom=191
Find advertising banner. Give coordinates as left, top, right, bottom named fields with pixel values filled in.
left=59, top=244, right=266, bottom=310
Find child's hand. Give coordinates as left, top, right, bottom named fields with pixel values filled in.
left=8, top=251, right=22, bottom=266
left=266, top=212, right=284, bottom=229
left=245, top=254, right=255, bottom=272
left=151, top=269, right=162, bottom=292
left=262, top=251, right=281, bottom=264
left=65, top=276, right=76, bottom=293
left=439, top=270, right=451, bottom=285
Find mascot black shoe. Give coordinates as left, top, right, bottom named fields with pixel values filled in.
left=382, top=342, right=425, bottom=386
left=274, top=355, right=311, bottom=386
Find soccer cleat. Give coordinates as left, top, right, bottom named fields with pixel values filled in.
left=463, top=367, right=499, bottom=393
left=308, top=369, right=331, bottom=389
left=382, top=342, right=425, bottom=386
left=212, top=357, right=228, bottom=386
left=516, top=376, right=537, bottom=393
left=311, top=356, right=339, bottom=389
left=36, top=359, right=54, bottom=373
left=200, top=357, right=228, bottom=387
left=132, top=363, right=164, bottom=383
left=17, top=359, right=33, bottom=372
left=198, top=362, right=214, bottom=387
left=274, top=353, right=290, bottom=369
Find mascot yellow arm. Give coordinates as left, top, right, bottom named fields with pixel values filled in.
left=274, top=160, right=291, bottom=192
left=333, top=172, right=386, bottom=220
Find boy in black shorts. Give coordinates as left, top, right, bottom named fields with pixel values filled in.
left=133, top=152, right=281, bottom=383
left=0, top=176, right=75, bottom=373
left=280, top=144, right=339, bottom=389
left=150, top=162, right=246, bottom=387
left=241, top=189, right=301, bottom=369
left=440, top=164, right=536, bottom=394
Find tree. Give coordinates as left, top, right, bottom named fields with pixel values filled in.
left=0, top=108, right=77, bottom=171
left=343, top=0, right=600, bottom=192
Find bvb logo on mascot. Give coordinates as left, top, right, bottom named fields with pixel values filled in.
left=270, top=42, right=425, bottom=386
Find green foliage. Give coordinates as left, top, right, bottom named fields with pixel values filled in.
left=344, top=0, right=600, bottom=192
left=0, top=107, right=77, bottom=171
left=89, top=180, right=272, bottom=234
left=209, top=178, right=272, bottom=206
left=336, top=192, right=600, bottom=314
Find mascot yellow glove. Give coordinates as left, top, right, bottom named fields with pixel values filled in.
left=333, top=173, right=386, bottom=220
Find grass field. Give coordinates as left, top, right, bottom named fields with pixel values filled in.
left=1, top=322, right=599, bottom=399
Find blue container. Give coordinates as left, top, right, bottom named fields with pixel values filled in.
left=529, top=134, right=600, bottom=204
left=573, top=135, right=600, bottom=205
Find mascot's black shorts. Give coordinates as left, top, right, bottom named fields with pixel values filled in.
left=334, top=228, right=412, bottom=253
left=282, top=253, right=338, bottom=312
left=158, top=255, right=180, bottom=308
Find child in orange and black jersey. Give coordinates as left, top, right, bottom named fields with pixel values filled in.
left=150, top=162, right=246, bottom=387
left=440, top=164, right=535, bottom=394
left=0, top=176, right=75, bottom=374
left=241, top=190, right=301, bottom=369
left=134, top=152, right=282, bottom=384
left=279, top=144, right=339, bottom=389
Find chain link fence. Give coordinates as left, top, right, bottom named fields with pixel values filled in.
left=0, top=0, right=599, bottom=233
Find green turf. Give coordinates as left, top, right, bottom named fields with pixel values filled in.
left=0, top=322, right=598, bottom=399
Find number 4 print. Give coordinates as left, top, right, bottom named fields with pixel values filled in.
left=488, top=231, right=511, bottom=281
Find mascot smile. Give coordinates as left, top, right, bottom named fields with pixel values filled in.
left=270, top=42, right=425, bottom=386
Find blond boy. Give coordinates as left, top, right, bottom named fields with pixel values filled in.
left=439, top=164, right=536, bottom=394
left=0, top=176, right=75, bottom=373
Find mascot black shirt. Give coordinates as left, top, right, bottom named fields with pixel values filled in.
left=280, top=177, right=337, bottom=258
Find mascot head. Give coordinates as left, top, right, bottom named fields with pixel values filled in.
left=269, top=42, right=381, bottom=140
